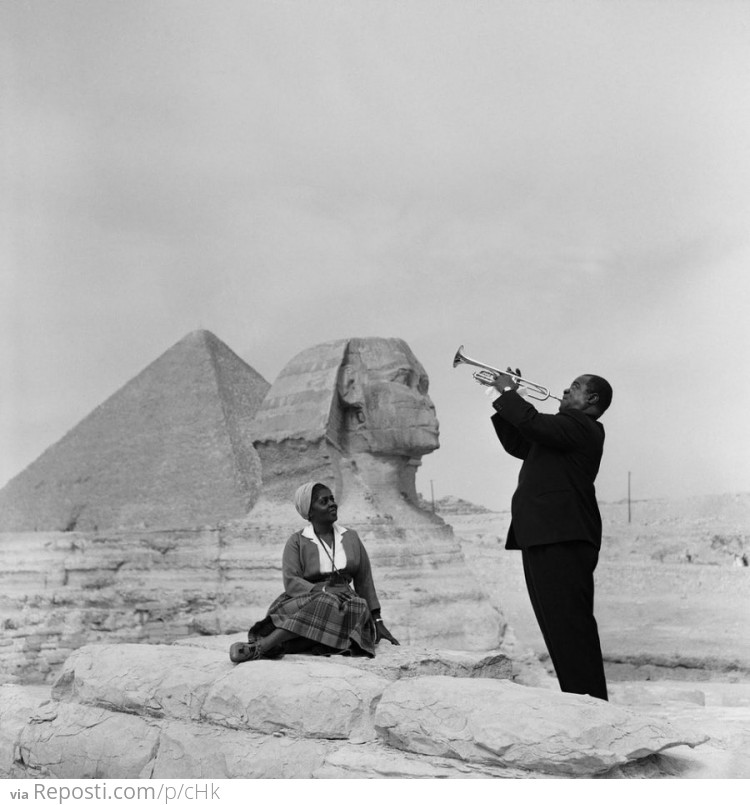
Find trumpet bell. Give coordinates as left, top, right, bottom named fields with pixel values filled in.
left=452, top=345, right=467, bottom=368
left=451, top=344, right=561, bottom=402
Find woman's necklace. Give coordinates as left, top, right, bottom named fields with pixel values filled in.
left=314, top=531, right=337, bottom=572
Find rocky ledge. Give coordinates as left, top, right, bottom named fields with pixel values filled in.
left=0, top=637, right=706, bottom=779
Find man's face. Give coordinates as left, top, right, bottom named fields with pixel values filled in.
left=559, top=375, right=593, bottom=413
left=339, top=339, right=440, bottom=456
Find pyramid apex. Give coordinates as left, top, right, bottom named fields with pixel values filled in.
left=180, top=329, right=217, bottom=344
left=167, top=330, right=239, bottom=357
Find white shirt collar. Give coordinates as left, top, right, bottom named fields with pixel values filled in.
left=301, top=522, right=348, bottom=540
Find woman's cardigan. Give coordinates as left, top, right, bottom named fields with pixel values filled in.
left=281, top=525, right=381, bottom=614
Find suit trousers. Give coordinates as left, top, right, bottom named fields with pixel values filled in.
left=521, top=540, right=608, bottom=700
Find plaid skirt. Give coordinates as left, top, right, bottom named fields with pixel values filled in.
left=249, top=588, right=377, bottom=657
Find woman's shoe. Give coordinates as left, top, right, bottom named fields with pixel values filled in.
left=229, top=641, right=285, bottom=663
left=229, top=641, right=263, bottom=663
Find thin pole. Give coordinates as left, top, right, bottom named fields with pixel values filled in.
left=627, top=471, right=631, bottom=524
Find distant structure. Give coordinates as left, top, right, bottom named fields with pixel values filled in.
left=0, top=330, right=270, bottom=531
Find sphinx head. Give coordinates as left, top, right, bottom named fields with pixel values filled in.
left=250, top=337, right=439, bottom=511
left=337, top=338, right=439, bottom=457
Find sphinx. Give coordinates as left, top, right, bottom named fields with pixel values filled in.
left=231, top=337, right=508, bottom=651
left=249, top=337, right=438, bottom=521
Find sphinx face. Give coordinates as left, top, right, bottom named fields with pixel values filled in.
left=338, top=338, right=440, bottom=457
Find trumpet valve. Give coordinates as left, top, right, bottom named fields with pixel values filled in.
left=472, top=370, right=497, bottom=387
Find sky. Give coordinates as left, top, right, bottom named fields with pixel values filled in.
left=2, top=0, right=750, bottom=513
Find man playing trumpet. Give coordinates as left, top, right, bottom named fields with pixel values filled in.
left=490, top=368, right=613, bottom=700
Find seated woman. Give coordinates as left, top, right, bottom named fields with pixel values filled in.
left=230, top=481, right=399, bottom=662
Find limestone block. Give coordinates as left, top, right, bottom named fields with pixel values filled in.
left=350, top=522, right=505, bottom=651
left=313, top=641, right=551, bottom=687
left=611, top=681, right=750, bottom=709
left=17, top=702, right=159, bottom=778
left=174, top=634, right=550, bottom=686
left=609, top=682, right=706, bottom=707
left=52, top=644, right=231, bottom=720
left=315, top=744, right=539, bottom=779
left=0, top=527, right=241, bottom=683
left=52, top=642, right=389, bottom=743
left=203, top=660, right=389, bottom=743
left=0, top=685, right=50, bottom=777
left=151, top=722, right=330, bottom=779
left=374, top=676, right=708, bottom=775
left=250, top=339, right=349, bottom=446
left=1, top=643, right=715, bottom=780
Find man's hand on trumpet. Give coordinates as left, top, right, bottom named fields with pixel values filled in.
left=491, top=367, right=522, bottom=395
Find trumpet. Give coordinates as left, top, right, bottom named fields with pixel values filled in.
left=452, top=345, right=561, bottom=402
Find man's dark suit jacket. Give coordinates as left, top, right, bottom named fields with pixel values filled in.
left=491, top=390, right=605, bottom=551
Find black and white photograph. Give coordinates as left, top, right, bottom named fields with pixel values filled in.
left=1, top=0, right=749, bottom=791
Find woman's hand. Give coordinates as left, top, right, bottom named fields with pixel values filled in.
left=322, top=571, right=351, bottom=595
left=376, top=621, right=400, bottom=645
left=324, top=582, right=350, bottom=595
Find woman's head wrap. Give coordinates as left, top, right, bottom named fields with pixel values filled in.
left=294, top=481, right=320, bottom=521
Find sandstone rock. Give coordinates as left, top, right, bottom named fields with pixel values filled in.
left=8, top=693, right=334, bottom=780
left=175, top=633, right=552, bottom=687
left=1, top=642, right=707, bottom=779
left=0, top=527, right=234, bottom=684
left=315, top=744, right=539, bottom=779
left=151, top=723, right=330, bottom=779
left=696, top=682, right=750, bottom=708
left=374, top=676, right=708, bottom=775
left=52, top=643, right=388, bottom=743
left=204, top=662, right=387, bottom=743
left=0, top=685, right=50, bottom=777
left=52, top=644, right=232, bottom=721
left=18, top=702, right=160, bottom=778
left=609, top=682, right=707, bottom=707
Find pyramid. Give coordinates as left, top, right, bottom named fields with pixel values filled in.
left=0, top=330, right=270, bottom=531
